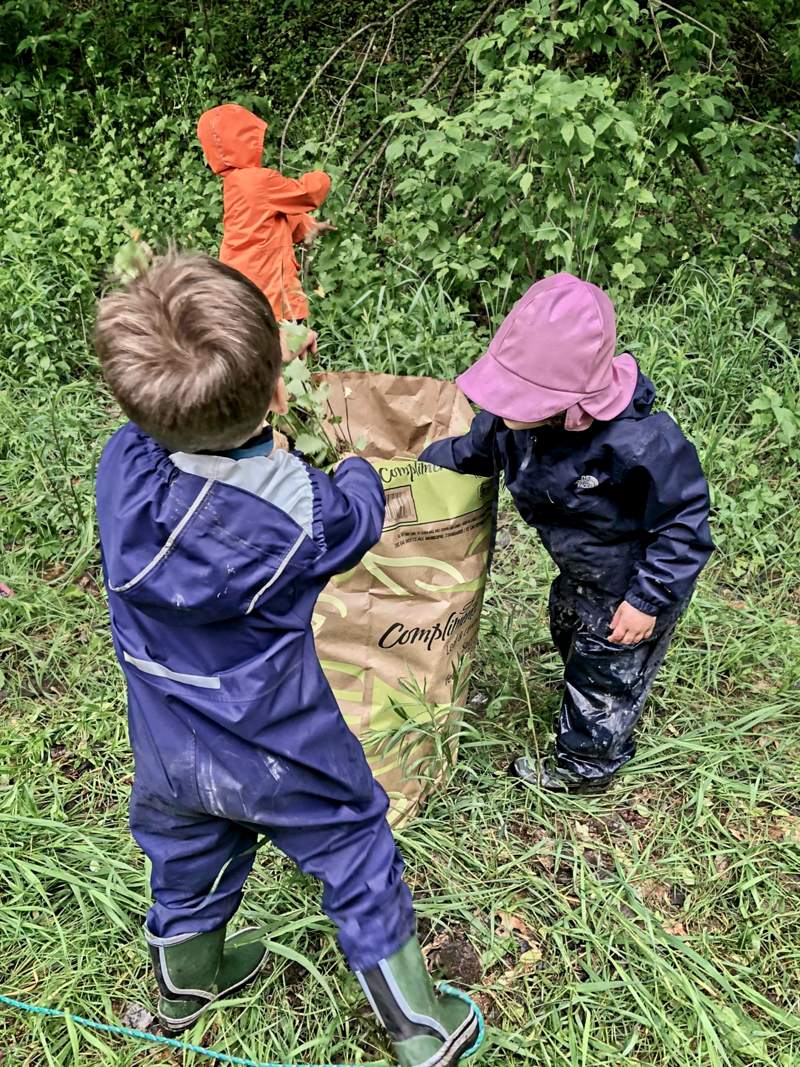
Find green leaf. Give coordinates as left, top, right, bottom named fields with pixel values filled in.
left=279, top=321, right=312, bottom=357
left=294, top=432, right=329, bottom=457
left=776, top=409, right=798, bottom=441
left=489, top=112, right=514, bottom=129
left=560, top=122, right=575, bottom=145
left=615, top=118, right=638, bottom=144
left=576, top=124, right=594, bottom=149
left=612, top=260, right=636, bottom=282
left=283, top=357, right=312, bottom=385
left=386, top=138, right=405, bottom=163
left=520, top=172, right=533, bottom=197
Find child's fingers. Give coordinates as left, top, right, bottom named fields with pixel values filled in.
left=607, top=622, right=628, bottom=643
left=609, top=623, right=645, bottom=644
left=609, top=614, right=656, bottom=643
left=618, top=626, right=652, bottom=645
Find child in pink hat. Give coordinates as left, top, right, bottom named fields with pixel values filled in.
left=421, top=273, right=713, bottom=792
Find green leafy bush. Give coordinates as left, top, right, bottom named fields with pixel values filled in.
left=342, top=1, right=791, bottom=302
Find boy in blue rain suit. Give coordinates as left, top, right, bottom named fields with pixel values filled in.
left=94, top=252, right=482, bottom=1067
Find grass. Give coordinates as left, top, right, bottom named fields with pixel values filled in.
left=2, top=253, right=800, bottom=1064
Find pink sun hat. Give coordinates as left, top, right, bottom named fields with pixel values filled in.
left=457, top=272, right=638, bottom=431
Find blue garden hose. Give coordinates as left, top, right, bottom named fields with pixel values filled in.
left=0, top=994, right=376, bottom=1067
left=1, top=989, right=486, bottom=1065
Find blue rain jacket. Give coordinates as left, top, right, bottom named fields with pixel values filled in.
left=421, top=371, right=713, bottom=615
left=96, top=424, right=414, bottom=968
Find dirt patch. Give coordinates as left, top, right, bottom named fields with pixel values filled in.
left=77, top=570, right=102, bottom=597
left=582, top=848, right=614, bottom=877
left=20, top=675, right=65, bottom=701
left=50, top=745, right=93, bottom=780
left=618, top=807, right=650, bottom=831
left=424, top=930, right=483, bottom=986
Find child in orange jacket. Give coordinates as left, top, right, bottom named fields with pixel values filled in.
left=198, top=103, right=333, bottom=322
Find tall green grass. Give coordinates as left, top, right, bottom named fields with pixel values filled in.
left=2, top=259, right=800, bottom=1064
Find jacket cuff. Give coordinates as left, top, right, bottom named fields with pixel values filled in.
left=333, top=455, right=383, bottom=493
left=623, top=589, right=667, bottom=616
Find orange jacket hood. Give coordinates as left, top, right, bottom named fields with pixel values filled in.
left=197, top=104, right=268, bottom=174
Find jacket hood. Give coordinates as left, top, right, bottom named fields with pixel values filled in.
left=197, top=104, right=268, bottom=174
left=613, top=370, right=656, bottom=421
left=97, top=426, right=308, bottom=625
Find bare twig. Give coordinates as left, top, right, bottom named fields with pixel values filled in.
left=647, top=0, right=671, bottom=73
left=737, top=114, right=798, bottom=143
left=346, top=0, right=505, bottom=202
left=279, top=0, right=422, bottom=168
left=374, top=15, right=398, bottom=113
left=651, top=0, right=718, bottom=71
left=375, top=157, right=393, bottom=227
left=445, top=58, right=473, bottom=112
left=324, top=32, right=378, bottom=156
left=652, top=0, right=716, bottom=38
left=344, top=114, right=393, bottom=176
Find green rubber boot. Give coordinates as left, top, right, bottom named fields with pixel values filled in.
left=357, top=936, right=484, bottom=1067
left=145, top=925, right=268, bottom=1031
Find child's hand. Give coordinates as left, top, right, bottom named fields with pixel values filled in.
left=608, top=601, right=656, bottom=644
left=303, top=220, right=337, bottom=247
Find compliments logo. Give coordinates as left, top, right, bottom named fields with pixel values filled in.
left=378, top=600, right=481, bottom=652
left=379, top=461, right=433, bottom=485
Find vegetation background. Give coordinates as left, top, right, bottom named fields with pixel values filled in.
left=1, top=1, right=800, bottom=1063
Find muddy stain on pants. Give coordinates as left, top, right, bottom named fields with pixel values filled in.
left=548, top=576, right=686, bottom=782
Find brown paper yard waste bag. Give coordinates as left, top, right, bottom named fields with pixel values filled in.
left=314, top=372, right=495, bottom=825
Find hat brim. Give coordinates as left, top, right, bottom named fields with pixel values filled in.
left=456, top=351, right=638, bottom=425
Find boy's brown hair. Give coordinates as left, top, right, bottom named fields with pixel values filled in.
left=94, top=252, right=281, bottom=452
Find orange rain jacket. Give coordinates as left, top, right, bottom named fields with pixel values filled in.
left=197, top=104, right=331, bottom=320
